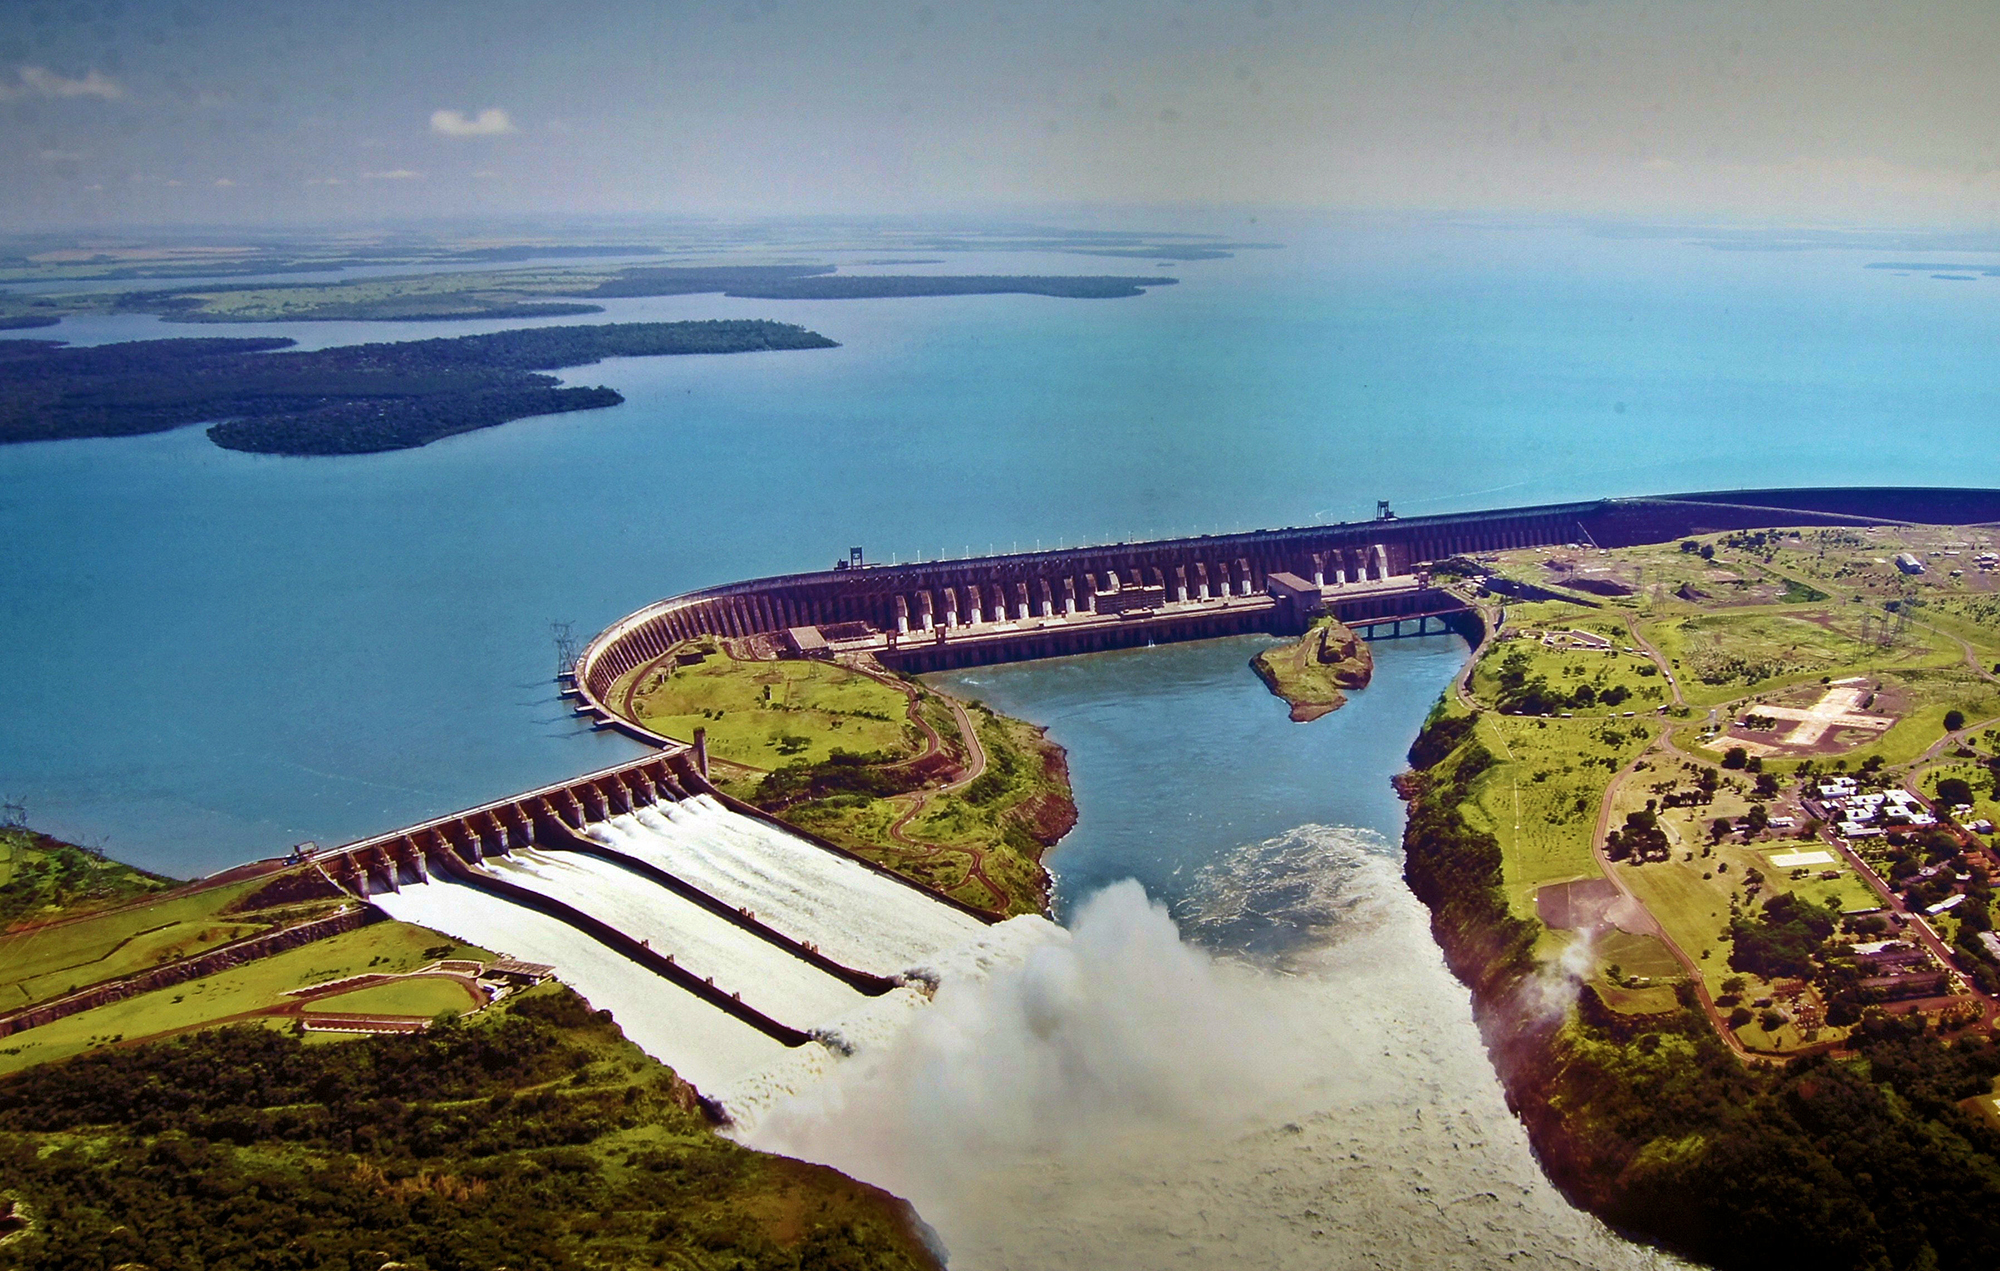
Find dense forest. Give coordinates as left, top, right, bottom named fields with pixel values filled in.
left=0, top=988, right=936, bottom=1271
left=0, top=320, right=836, bottom=455
left=1399, top=704, right=2000, bottom=1270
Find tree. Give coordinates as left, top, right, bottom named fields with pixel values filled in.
left=1712, top=816, right=1736, bottom=844
left=1722, top=747, right=1749, bottom=770
left=1754, top=771, right=1781, bottom=798
left=1938, top=777, right=1974, bottom=808
left=1730, top=892, right=1838, bottom=979
left=1745, top=804, right=1771, bottom=835
left=1946, top=709, right=1968, bottom=732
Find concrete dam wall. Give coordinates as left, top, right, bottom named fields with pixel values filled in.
left=572, top=486, right=2000, bottom=731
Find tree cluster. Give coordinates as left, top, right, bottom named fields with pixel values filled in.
left=1606, top=806, right=1671, bottom=863
left=1729, top=892, right=1838, bottom=980
left=0, top=320, right=839, bottom=454
left=1491, top=648, right=1630, bottom=716
left=0, top=990, right=931, bottom=1271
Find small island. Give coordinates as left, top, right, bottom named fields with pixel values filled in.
left=1251, top=616, right=1375, bottom=721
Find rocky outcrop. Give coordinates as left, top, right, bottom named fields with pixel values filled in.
left=1251, top=617, right=1376, bottom=721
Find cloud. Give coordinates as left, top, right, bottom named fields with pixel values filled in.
left=430, top=107, right=515, bottom=137
left=361, top=169, right=422, bottom=180
left=0, top=66, right=123, bottom=101
left=213, top=177, right=235, bottom=187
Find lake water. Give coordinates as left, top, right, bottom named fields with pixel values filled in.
left=7, top=213, right=1999, bottom=873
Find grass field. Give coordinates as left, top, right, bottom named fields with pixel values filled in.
left=623, top=642, right=918, bottom=770
left=311, top=975, right=482, bottom=1018
left=0, top=921, right=489, bottom=1076
left=0, top=879, right=270, bottom=1013
left=1461, top=710, right=1654, bottom=916
left=1595, top=928, right=1685, bottom=981
left=779, top=704, right=1068, bottom=914
left=1467, top=620, right=1670, bottom=716
left=1640, top=609, right=1952, bottom=707
left=0, top=829, right=175, bottom=924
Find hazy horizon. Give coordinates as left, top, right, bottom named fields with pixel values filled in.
left=5, top=0, right=1999, bottom=232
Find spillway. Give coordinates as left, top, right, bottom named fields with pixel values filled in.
left=482, top=848, right=868, bottom=1025
left=368, top=874, right=791, bottom=1093
left=587, top=796, right=990, bottom=978
left=357, top=780, right=1046, bottom=1116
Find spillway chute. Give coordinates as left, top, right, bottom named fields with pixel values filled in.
left=367, top=792, right=1044, bottom=1121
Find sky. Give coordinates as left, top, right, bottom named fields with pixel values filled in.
left=2, top=0, right=1998, bottom=229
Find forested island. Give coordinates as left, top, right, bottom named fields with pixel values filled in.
left=1250, top=616, right=1375, bottom=721
left=589, top=265, right=1177, bottom=300
left=0, top=320, right=837, bottom=455
left=0, top=261, right=1181, bottom=327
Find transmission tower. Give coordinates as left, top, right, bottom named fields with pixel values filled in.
left=0, top=797, right=24, bottom=829
left=551, top=620, right=578, bottom=679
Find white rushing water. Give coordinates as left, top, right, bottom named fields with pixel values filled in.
left=482, top=848, right=866, bottom=1025
left=587, top=797, right=989, bottom=977
left=368, top=799, right=1049, bottom=1117
left=368, top=873, right=791, bottom=1091
left=748, top=826, right=1684, bottom=1271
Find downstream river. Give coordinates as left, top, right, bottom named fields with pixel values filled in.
left=747, top=636, right=1675, bottom=1269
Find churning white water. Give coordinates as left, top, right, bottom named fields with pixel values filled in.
left=369, top=872, right=793, bottom=1091
left=368, top=800, right=1047, bottom=1110
left=748, top=825, right=1681, bottom=1270
left=588, top=796, right=989, bottom=976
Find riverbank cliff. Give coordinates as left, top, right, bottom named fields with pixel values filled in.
left=1398, top=702, right=2000, bottom=1271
